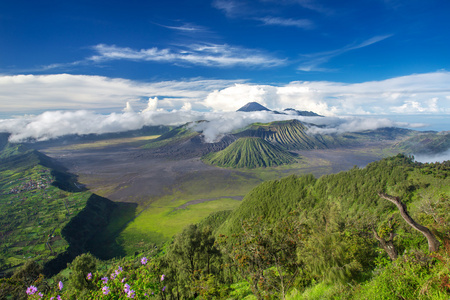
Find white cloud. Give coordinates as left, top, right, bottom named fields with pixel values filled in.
left=298, top=35, right=393, bottom=72
left=414, top=150, right=450, bottom=163
left=89, top=43, right=285, bottom=68
left=0, top=74, right=240, bottom=113
left=267, top=0, right=333, bottom=15
left=257, top=17, right=314, bottom=29
left=1, top=71, right=449, bottom=123
left=142, top=97, right=159, bottom=112
left=0, top=107, right=425, bottom=143
left=306, top=116, right=407, bottom=135
left=156, top=23, right=208, bottom=32
left=202, top=71, right=450, bottom=116
left=212, top=0, right=247, bottom=18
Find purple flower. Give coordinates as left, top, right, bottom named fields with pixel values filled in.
left=50, top=297, right=55, bottom=300
left=26, top=285, right=38, bottom=295
left=160, top=274, right=165, bottom=281
left=141, top=257, right=148, bottom=265
left=162, top=286, right=166, bottom=292
left=124, top=283, right=131, bottom=293
left=57, top=296, right=62, bottom=300
left=121, top=277, right=127, bottom=283
left=115, top=266, right=123, bottom=275
left=127, top=289, right=136, bottom=298
left=58, top=281, right=63, bottom=290
left=110, top=272, right=116, bottom=280
left=101, top=277, right=108, bottom=284
left=102, top=286, right=110, bottom=295
left=38, top=292, right=44, bottom=298
left=87, top=272, right=92, bottom=280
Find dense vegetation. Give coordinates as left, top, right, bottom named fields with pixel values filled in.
left=0, top=140, right=93, bottom=274
left=2, top=154, right=449, bottom=299
left=0, top=137, right=122, bottom=282
left=202, top=137, right=298, bottom=168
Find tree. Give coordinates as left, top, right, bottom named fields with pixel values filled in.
left=68, top=253, right=97, bottom=291
left=378, top=192, right=440, bottom=252
left=372, top=217, right=398, bottom=261
left=220, top=216, right=302, bottom=300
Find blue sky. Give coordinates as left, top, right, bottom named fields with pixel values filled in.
left=1, top=0, right=450, bottom=134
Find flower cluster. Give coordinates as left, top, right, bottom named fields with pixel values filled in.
left=26, top=257, right=166, bottom=299
left=102, top=286, right=110, bottom=295
left=26, top=285, right=38, bottom=295
left=27, top=283, right=62, bottom=300
left=124, top=283, right=136, bottom=298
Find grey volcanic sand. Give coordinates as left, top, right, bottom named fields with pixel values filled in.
left=42, top=142, right=391, bottom=205
left=44, top=147, right=222, bottom=203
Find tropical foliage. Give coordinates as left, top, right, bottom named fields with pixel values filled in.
left=1, top=152, right=450, bottom=299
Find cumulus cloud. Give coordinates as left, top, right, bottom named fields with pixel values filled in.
left=0, top=104, right=425, bottom=143
left=202, top=71, right=450, bottom=115
left=0, top=74, right=239, bottom=114
left=1, top=71, right=450, bottom=137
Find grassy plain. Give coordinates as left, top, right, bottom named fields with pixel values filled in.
left=44, top=135, right=160, bottom=151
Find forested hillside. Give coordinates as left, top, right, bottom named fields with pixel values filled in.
left=3, top=154, right=449, bottom=299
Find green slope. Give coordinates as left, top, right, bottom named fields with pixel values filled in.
left=141, top=123, right=199, bottom=149
left=235, top=119, right=335, bottom=150
left=393, top=131, right=450, bottom=154
left=0, top=143, right=100, bottom=274
left=218, top=154, right=450, bottom=237
left=202, top=137, right=298, bottom=168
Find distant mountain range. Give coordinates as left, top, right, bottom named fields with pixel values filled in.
left=3, top=102, right=448, bottom=169
left=236, top=101, right=322, bottom=117
left=140, top=114, right=434, bottom=168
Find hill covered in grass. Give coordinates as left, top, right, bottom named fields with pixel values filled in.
left=202, top=137, right=298, bottom=168
left=0, top=139, right=119, bottom=277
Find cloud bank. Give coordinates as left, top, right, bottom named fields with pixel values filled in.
left=0, top=74, right=239, bottom=113
left=204, top=71, right=450, bottom=115
left=414, top=149, right=450, bottom=163
left=1, top=72, right=450, bottom=117
left=0, top=99, right=424, bottom=143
